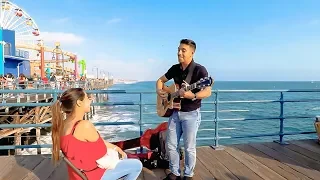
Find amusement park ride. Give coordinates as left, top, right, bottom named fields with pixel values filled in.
left=0, top=0, right=87, bottom=79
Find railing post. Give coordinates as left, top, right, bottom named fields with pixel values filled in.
left=138, top=93, right=144, bottom=153
left=315, top=116, right=320, bottom=143
left=139, top=93, right=143, bottom=136
left=53, top=89, right=58, bottom=101
left=211, top=91, right=224, bottom=150
left=1, top=83, right=5, bottom=103
left=274, top=92, right=289, bottom=145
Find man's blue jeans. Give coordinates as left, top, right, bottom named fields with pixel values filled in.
left=166, top=108, right=201, bottom=177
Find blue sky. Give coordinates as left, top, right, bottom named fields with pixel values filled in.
left=12, top=0, right=320, bottom=81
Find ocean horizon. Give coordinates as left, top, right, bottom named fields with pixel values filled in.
left=114, top=80, right=320, bottom=86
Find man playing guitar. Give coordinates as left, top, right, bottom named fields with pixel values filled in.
left=156, top=39, right=213, bottom=180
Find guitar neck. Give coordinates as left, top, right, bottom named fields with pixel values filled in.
left=171, top=83, right=197, bottom=99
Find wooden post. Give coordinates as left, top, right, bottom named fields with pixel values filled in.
left=40, top=46, right=45, bottom=79
left=35, top=107, right=41, bottom=154
left=14, top=112, right=21, bottom=155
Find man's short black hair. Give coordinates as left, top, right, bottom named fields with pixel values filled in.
left=180, top=39, right=196, bottom=50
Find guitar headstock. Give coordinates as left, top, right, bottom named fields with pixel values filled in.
left=195, top=77, right=213, bottom=89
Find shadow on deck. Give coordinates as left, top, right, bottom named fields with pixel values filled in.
left=0, top=139, right=319, bottom=180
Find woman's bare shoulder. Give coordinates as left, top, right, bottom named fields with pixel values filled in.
left=76, top=120, right=100, bottom=142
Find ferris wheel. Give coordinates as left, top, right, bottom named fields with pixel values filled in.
left=0, top=0, right=40, bottom=46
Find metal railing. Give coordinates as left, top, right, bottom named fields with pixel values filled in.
left=0, top=79, right=112, bottom=90
left=0, top=89, right=319, bottom=151
left=0, top=79, right=112, bottom=104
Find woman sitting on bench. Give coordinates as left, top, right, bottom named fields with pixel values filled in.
left=51, top=88, right=142, bottom=180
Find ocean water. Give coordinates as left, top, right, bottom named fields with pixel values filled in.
left=97, top=81, right=320, bottom=146
left=20, top=81, right=320, bottom=155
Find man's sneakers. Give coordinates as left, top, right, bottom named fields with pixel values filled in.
left=163, top=173, right=181, bottom=180
left=163, top=173, right=193, bottom=180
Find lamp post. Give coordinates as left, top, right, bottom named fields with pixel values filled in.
left=17, top=62, right=23, bottom=77
left=100, top=70, right=106, bottom=79
left=52, top=42, right=64, bottom=77
left=0, top=41, right=6, bottom=75
left=38, top=40, right=45, bottom=79
left=92, top=67, right=98, bottom=79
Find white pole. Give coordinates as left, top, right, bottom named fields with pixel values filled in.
left=0, top=41, right=6, bottom=75
left=17, top=62, right=23, bottom=76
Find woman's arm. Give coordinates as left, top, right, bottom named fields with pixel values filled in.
left=104, top=140, right=117, bottom=149
left=104, top=140, right=127, bottom=159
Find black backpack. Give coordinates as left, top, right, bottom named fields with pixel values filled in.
left=140, top=130, right=183, bottom=169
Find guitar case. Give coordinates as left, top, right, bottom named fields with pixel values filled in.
left=112, top=122, right=183, bottom=169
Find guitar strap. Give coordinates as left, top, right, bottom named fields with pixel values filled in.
left=184, top=61, right=196, bottom=84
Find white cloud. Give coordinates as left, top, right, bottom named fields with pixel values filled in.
left=107, top=18, right=122, bottom=24
left=87, top=53, right=168, bottom=81
left=52, top=17, right=70, bottom=24
left=40, top=32, right=85, bottom=45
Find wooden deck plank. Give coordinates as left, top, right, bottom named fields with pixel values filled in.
left=264, top=142, right=320, bottom=171
left=0, top=156, right=25, bottom=179
left=151, top=169, right=167, bottom=180
left=284, top=143, right=320, bottom=162
left=46, top=161, right=68, bottom=180
left=193, top=158, right=214, bottom=180
left=2, top=156, right=32, bottom=180
left=23, top=156, right=57, bottom=180
left=1, top=155, right=44, bottom=180
left=225, top=146, right=286, bottom=180
left=143, top=167, right=160, bottom=180
left=137, top=169, right=144, bottom=180
left=197, top=147, right=237, bottom=180
left=0, top=139, right=319, bottom=180
left=203, top=146, right=263, bottom=180
left=234, top=144, right=312, bottom=180
left=290, top=139, right=320, bottom=155
left=250, top=143, right=320, bottom=179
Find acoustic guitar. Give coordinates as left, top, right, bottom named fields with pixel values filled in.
left=156, top=77, right=213, bottom=117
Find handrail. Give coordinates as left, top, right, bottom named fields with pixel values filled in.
left=0, top=79, right=112, bottom=91
left=1, top=88, right=320, bottom=93
left=0, top=88, right=319, bottom=150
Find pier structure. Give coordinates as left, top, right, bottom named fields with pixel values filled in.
left=0, top=0, right=87, bottom=79
left=0, top=89, right=319, bottom=179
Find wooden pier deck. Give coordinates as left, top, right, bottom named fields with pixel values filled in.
left=0, top=139, right=319, bottom=180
